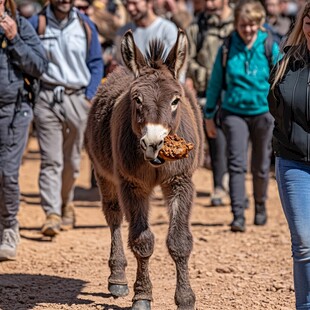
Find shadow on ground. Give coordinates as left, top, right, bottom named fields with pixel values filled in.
left=74, top=186, right=101, bottom=202
left=0, top=274, right=90, bottom=310
left=0, top=274, right=133, bottom=310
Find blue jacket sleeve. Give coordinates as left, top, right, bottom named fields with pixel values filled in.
left=204, top=46, right=223, bottom=119
left=8, top=15, right=47, bottom=78
left=82, top=15, right=104, bottom=100
left=28, top=14, right=38, bottom=30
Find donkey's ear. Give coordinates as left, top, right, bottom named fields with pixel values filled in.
left=164, top=29, right=188, bottom=79
left=121, top=30, right=147, bottom=78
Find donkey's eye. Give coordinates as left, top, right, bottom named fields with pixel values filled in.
left=171, top=98, right=180, bottom=106
left=135, top=97, right=142, bottom=105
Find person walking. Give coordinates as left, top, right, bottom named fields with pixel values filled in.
left=268, top=2, right=310, bottom=308
left=0, top=0, right=47, bottom=260
left=28, top=0, right=103, bottom=236
left=114, top=0, right=178, bottom=63
left=205, top=0, right=280, bottom=232
left=186, top=0, right=234, bottom=206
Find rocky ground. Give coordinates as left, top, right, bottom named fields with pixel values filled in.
left=0, top=137, right=295, bottom=310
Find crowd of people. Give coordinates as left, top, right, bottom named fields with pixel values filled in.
left=0, top=0, right=309, bottom=308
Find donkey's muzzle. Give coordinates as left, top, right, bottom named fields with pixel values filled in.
left=149, top=157, right=165, bottom=166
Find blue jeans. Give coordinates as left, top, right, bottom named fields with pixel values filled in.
left=0, top=102, right=33, bottom=228
left=275, top=157, right=310, bottom=309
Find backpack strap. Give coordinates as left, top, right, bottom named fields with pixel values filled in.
left=221, top=33, right=233, bottom=91
left=37, top=14, right=47, bottom=36
left=196, top=13, right=205, bottom=53
left=264, top=30, right=274, bottom=71
left=36, top=5, right=48, bottom=36
left=77, top=12, right=92, bottom=57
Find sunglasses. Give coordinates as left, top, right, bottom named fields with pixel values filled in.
left=76, top=4, right=89, bottom=10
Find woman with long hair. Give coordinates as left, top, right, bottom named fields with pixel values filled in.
left=268, top=2, right=310, bottom=308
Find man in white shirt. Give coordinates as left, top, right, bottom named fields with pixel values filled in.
left=114, top=0, right=178, bottom=63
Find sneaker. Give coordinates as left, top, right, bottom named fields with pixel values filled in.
left=210, top=187, right=227, bottom=206
left=0, top=224, right=20, bottom=261
left=41, top=214, right=61, bottom=236
left=61, top=203, right=76, bottom=231
left=230, top=216, right=245, bottom=232
left=254, top=203, right=267, bottom=226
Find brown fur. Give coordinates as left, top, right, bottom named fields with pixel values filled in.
left=85, top=30, right=203, bottom=309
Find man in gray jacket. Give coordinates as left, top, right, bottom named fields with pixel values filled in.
left=29, top=0, right=103, bottom=236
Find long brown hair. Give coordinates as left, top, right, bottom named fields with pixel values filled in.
left=4, top=0, right=17, bottom=20
left=270, top=1, right=310, bottom=89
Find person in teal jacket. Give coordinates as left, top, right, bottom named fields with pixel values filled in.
left=204, top=0, right=280, bottom=232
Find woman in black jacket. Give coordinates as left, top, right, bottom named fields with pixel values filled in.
left=268, top=2, right=310, bottom=308
left=0, top=0, right=47, bottom=261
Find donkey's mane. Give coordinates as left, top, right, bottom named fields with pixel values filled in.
left=145, top=40, right=166, bottom=68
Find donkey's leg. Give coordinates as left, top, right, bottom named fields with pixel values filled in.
left=96, top=174, right=129, bottom=297
left=119, top=181, right=154, bottom=310
left=161, top=176, right=196, bottom=310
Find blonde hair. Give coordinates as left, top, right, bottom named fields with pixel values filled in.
left=271, top=1, right=310, bottom=89
left=234, top=0, right=266, bottom=29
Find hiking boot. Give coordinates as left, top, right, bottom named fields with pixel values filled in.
left=230, top=216, right=245, bottom=232
left=0, top=224, right=20, bottom=261
left=210, top=187, right=227, bottom=206
left=41, top=214, right=61, bottom=236
left=61, top=203, right=76, bottom=231
left=254, top=203, right=267, bottom=226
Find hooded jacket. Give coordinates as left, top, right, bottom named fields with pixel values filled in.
left=268, top=52, right=310, bottom=162
left=205, top=30, right=280, bottom=119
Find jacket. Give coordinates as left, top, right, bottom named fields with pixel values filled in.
left=28, top=7, right=103, bottom=100
left=186, top=11, right=234, bottom=97
left=268, top=54, right=310, bottom=162
left=0, top=13, right=47, bottom=106
left=204, top=30, right=280, bottom=119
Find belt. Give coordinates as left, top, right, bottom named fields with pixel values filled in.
left=41, top=83, right=85, bottom=95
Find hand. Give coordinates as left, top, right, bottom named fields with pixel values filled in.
left=85, top=97, right=92, bottom=107
left=205, top=119, right=217, bottom=138
left=0, top=13, right=17, bottom=41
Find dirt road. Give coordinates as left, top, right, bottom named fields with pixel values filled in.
left=0, top=137, right=294, bottom=310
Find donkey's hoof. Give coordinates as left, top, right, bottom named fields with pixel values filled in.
left=131, top=300, right=151, bottom=310
left=108, top=283, right=129, bottom=297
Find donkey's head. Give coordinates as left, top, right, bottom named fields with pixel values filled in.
left=121, top=29, right=188, bottom=166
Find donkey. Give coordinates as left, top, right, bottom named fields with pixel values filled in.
left=84, top=29, right=203, bottom=310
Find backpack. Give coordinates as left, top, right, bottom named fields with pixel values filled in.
left=196, top=13, right=233, bottom=54
left=221, top=30, right=274, bottom=90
